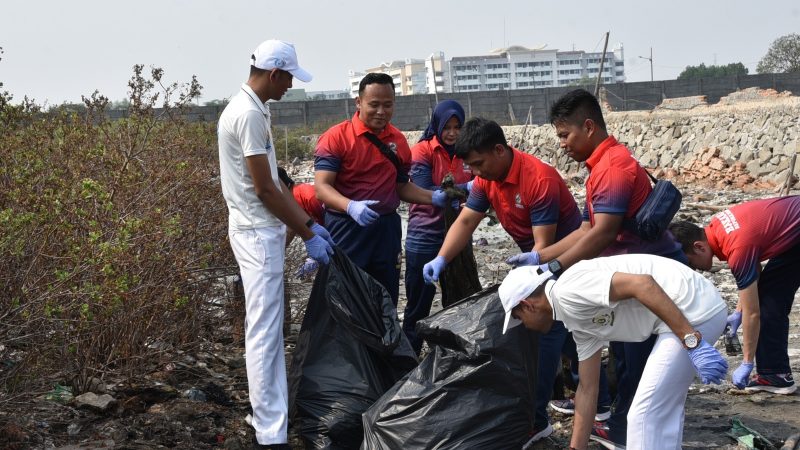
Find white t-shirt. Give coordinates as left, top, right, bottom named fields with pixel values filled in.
left=218, top=84, right=282, bottom=230
left=547, top=254, right=726, bottom=361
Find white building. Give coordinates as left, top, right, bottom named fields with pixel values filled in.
left=348, top=53, right=449, bottom=97
left=449, top=44, right=625, bottom=92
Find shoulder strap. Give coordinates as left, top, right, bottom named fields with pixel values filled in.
left=643, top=167, right=658, bottom=184
left=363, top=131, right=404, bottom=174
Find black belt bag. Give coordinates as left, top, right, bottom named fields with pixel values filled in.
left=624, top=170, right=682, bottom=241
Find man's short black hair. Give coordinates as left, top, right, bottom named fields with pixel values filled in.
left=249, top=65, right=268, bottom=78
left=668, top=221, right=706, bottom=254
left=454, top=117, right=508, bottom=159
left=277, top=167, right=294, bottom=188
left=549, top=88, right=607, bottom=130
left=358, top=73, right=395, bottom=95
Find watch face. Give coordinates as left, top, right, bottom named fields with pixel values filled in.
left=684, top=333, right=699, bottom=349
left=548, top=260, right=562, bottom=273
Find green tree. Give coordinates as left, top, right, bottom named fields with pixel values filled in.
left=757, top=33, right=800, bottom=74
left=677, top=62, right=748, bottom=80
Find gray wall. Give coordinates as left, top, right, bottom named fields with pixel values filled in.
left=107, top=73, right=800, bottom=130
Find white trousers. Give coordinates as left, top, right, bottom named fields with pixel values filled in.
left=229, top=226, right=288, bottom=445
left=626, top=308, right=727, bottom=450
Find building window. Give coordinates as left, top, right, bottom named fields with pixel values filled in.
left=558, top=59, right=581, bottom=66
left=486, top=63, right=509, bottom=70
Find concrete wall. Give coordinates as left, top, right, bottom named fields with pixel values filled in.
left=106, top=73, right=800, bottom=131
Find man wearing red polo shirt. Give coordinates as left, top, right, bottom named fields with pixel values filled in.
left=422, top=117, right=606, bottom=445
left=314, top=73, right=453, bottom=306
left=513, top=89, right=687, bottom=450
left=670, top=196, right=800, bottom=395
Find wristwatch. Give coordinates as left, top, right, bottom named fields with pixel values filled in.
left=547, top=259, right=564, bottom=277
left=682, top=331, right=702, bottom=350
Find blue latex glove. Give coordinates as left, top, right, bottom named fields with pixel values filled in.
left=726, top=310, right=742, bottom=337
left=346, top=200, right=379, bottom=226
left=423, top=256, right=446, bottom=284
left=431, top=189, right=460, bottom=209
left=732, top=361, right=754, bottom=389
left=505, top=251, right=541, bottom=267
left=309, top=222, right=335, bottom=247
left=687, top=339, right=729, bottom=384
left=303, top=235, right=333, bottom=265
left=294, top=258, right=319, bottom=278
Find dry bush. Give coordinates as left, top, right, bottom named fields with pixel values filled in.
left=0, top=65, right=236, bottom=394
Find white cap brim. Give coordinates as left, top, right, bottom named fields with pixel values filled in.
left=498, top=266, right=553, bottom=334
left=502, top=313, right=522, bottom=334
left=289, top=66, right=312, bottom=83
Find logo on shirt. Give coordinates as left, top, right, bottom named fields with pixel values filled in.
left=714, top=210, right=740, bottom=234
left=591, top=311, right=615, bottom=327
left=514, top=193, right=524, bottom=209
left=387, top=142, right=397, bottom=154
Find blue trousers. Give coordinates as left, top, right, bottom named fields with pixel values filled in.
left=756, top=242, right=800, bottom=375
left=402, top=248, right=447, bottom=354
left=324, top=211, right=402, bottom=306
left=535, top=321, right=612, bottom=428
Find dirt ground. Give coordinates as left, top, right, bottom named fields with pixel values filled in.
left=1, top=184, right=798, bottom=450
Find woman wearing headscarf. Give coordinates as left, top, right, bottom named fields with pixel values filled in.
left=403, top=100, right=473, bottom=354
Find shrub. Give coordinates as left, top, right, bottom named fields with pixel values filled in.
left=0, top=65, right=236, bottom=393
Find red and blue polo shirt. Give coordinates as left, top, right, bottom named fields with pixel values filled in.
left=465, top=148, right=581, bottom=252
left=406, top=136, right=474, bottom=253
left=706, top=196, right=800, bottom=289
left=584, top=136, right=681, bottom=257
left=314, top=112, right=411, bottom=215
left=292, top=183, right=325, bottom=226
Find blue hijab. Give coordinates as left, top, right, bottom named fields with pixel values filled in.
left=419, top=100, right=466, bottom=156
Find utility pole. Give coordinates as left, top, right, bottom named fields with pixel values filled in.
left=594, top=31, right=610, bottom=97
left=639, top=47, right=653, bottom=82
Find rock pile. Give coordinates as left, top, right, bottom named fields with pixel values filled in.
left=396, top=89, right=800, bottom=190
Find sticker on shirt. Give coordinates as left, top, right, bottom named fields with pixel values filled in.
left=515, top=193, right=524, bottom=209
left=591, top=311, right=615, bottom=327
left=714, top=210, right=740, bottom=234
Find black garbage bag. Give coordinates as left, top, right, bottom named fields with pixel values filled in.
left=288, top=249, right=418, bottom=450
left=361, top=286, right=538, bottom=450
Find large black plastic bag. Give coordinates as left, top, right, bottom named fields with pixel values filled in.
left=361, top=286, right=538, bottom=450
left=288, top=249, right=418, bottom=450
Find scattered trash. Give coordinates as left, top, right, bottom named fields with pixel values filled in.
left=67, top=422, right=81, bottom=436
left=182, top=388, right=207, bottom=402
left=44, top=384, right=73, bottom=404
left=728, top=417, right=777, bottom=450
left=724, top=325, right=742, bottom=355
left=362, top=286, right=538, bottom=449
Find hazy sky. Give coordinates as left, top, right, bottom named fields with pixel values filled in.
left=2, top=0, right=798, bottom=105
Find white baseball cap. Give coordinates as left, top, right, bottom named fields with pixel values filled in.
left=498, top=266, right=553, bottom=334
left=250, top=40, right=312, bottom=83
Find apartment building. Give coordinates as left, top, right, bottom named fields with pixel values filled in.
left=348, top=53, right=449, bottom=97
left=450, top=44, right=625, bottom=92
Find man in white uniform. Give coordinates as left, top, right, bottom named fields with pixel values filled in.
left=218, top=39, right=334, bottom=450
left=498, top=254, right=728, bottom=450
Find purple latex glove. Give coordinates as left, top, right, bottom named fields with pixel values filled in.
left=732, top=361, right=754, bottom=389
left=688, top=339, right=729, bottom=384
left=505, top=251, right=541, bottom=267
